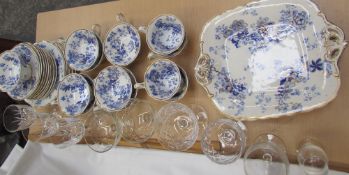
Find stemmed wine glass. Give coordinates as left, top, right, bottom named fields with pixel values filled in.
left=297, top=138, right=329, bottom=175
left=189, top=104, right=208, bottom=139
left=156, top=102, right=199, bottom=151
left=121, top=99, right=155, bottom=143
left=83, top=109, right=122, bottom=153
left=201, top=118, right=246, bottom=164
left=244, top=134, right=289, bottom=175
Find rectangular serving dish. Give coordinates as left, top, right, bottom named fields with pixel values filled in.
left=195, top=0, right=347, bottom=120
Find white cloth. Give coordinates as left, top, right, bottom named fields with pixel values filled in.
left=5, top=141, right=348, bottom=175
left=0, top=145, right=23, bottom=175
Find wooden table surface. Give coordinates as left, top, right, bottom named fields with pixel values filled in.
left=31, top=0, right=349, bottom=172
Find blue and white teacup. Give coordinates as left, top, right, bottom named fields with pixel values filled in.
left=58, top=73, right=95, bottom=117
left=0, top=50, right=32, bottom=92
left=134, top=59, right=188, bottom=101
left=65, top=25, right=103, bottom=72
left=94, top=65, right=138, bottom=111
left=139, top=14, right=186, bottom=59
left=104, top=13, right=141, bottom=66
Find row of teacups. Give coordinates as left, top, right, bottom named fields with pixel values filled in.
left=57, top=58, right=189, bottom=117
left=57, top=13, right=188, bottom=116
left=0, top=42, right=59, bottom=101
left=64, top=13, right=186, bottom=71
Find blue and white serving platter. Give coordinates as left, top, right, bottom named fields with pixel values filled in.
left=104, top=23, right=141, bottom=66
left=195, top=0, right=347, bottom=120
left=26, top=41, right=65, bottom=106
left=58, top=73, right=93, bottom=116
left=65, top=29, right=101, bottom=71
left=8, top=43, right=41, bottom=100
left=95, top=66, right=135, bottom=111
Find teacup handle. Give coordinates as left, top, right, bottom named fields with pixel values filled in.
left=56, top=37, right=65, bottom=42
left=134, top=82, right=145, bottom=90
left=147, top=52, right=158, bottom=60
left=116, top=13, right=126, bottom=23
left=91, top=24, right=102, bottom=37
left=138, top=26, right=147, bottom=34
left=237, top=121, right=247, bottom=131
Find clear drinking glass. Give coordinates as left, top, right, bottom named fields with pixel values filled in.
left=297, top=139, right=328, bottom=175
left=244, top=134, right=289, bottom=175
left=201, top=118, right=246, bottom=164
left=84, top=109, right=122, bottom=153
left=52, top=117, right=85, bottom=149
left=122, top=99, right=155, bottom=143
left=26, top=113, right=60, bottom=141
left=156, top=103, right=199, bottom=151
left=189, top=104, right=208, bottom=139
left=3, top=105, right=38, bottom=133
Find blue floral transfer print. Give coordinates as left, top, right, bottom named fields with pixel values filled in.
left=213, top=5, right=313, bottom=56
left=279, top=5, right=312, bottom=31
left=104, top=24, right=140, bottom=66
left=149, top=15, right=184, bottom=54
left=0, top=51, right=21, bottom=91
left=212, top=66, right=248, bottom=116
left=199, top=0, right=340, bottom=118
left=58, top=74, right=91, bottom=116
left=308, top=58, right=323, bottom=73
left=95, top=66, right=133, bottom=111
left=26, top=41, right=66, bottom=106
left=145, top=60, right=181, bottom=100
left=65, top=30, right=100, bottom=71
left=9, top=43, right=39, bottom=100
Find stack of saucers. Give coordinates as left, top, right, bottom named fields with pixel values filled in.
left=52, top=39, right=76, bottom=75
left=0, top=42, right=58, bottom=102
left=25, top=40, right=71, bottom=106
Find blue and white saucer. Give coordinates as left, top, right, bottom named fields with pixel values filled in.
left=26, top=41, right=65, bottom=106
left=95, top=66, right=135, bottom=111
left=58, top=73, right=93, bottom=116
left=0, top=51, right=22, bottom=91
left=65, top=29, right=101, bottom=71
left=8, top=43, right=41, bottom=100
left=104, top=23, right=141, bottom=66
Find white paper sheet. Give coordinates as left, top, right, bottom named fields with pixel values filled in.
left=5, top=141, right=348, bottom=175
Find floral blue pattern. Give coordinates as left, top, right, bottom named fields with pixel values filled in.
left=9, top=43, right=40, bottom=100
left=279, top=5, right=312, bottom=31
left=214, top=5, right=312, bottom=56
left=197, top=0, right=343, bottom=118
left=65, top=29, right=100, bottom=71
left=0, top=51, right=21, bottom=91
left=104, top=23, right=141, bottom=66
left=213, top=67, right=248, bottom=115
left=145, top=60, right=181, bottom=100
left=25, top=41, right=65, bottom=106
left=95, top=66, right=133, bottom=111
left=58, top=74, right=92, bottom=116
left=308, top=58, right=323, bottom=73
left=147, top=15, right=184, bottom=54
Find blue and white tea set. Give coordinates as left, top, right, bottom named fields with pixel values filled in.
left=0, top=0, right=347, bottom=121
left=0, top=13, right=187, bottom=117
left=1, top=1, right=348, bottom=171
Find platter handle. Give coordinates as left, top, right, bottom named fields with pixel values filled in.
left=324, top=21, right=347, bottom=77
left=195, top=42, right=213, bottom=97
